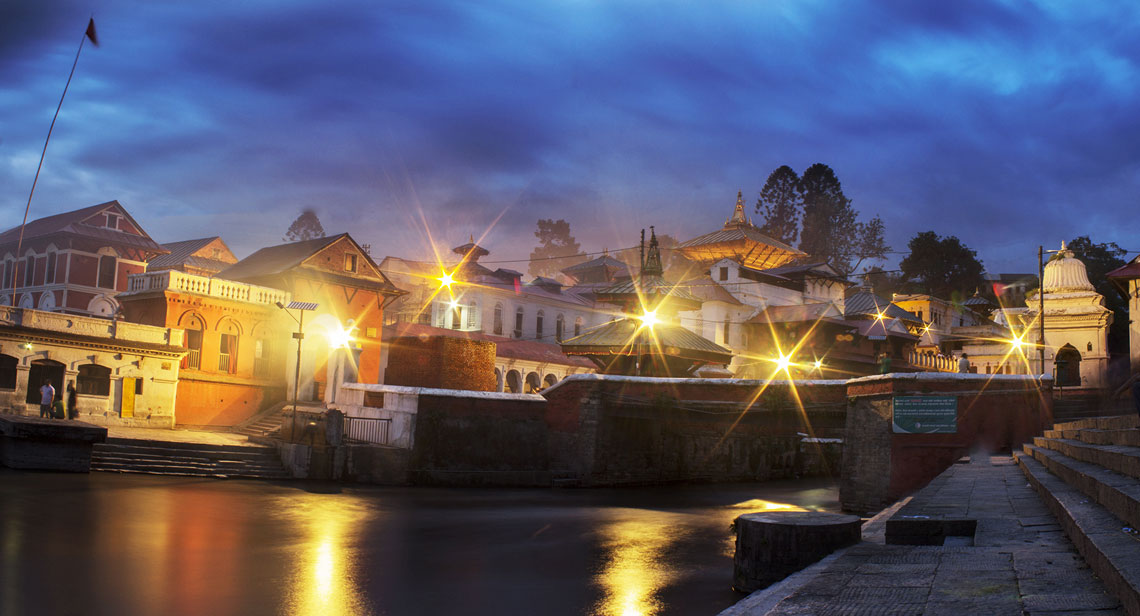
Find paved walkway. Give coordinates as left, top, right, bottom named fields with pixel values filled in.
left=727, top=455, right=1122, bottom=615
left=105, top=425, right=258, bottom=448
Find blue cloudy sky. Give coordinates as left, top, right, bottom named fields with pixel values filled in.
left=3, top=0, right=1139, bottom=273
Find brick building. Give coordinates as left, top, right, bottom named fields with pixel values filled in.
left=0, top=201, right=168, bottom=317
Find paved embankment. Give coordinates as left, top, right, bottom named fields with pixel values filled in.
left=724, top=455, right=1122, bottom=615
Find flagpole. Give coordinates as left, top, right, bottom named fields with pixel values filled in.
left=10, top=21, right=93, bottom=298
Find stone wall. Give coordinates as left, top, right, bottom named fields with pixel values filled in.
left=839, top=373, right=1052, bottom=514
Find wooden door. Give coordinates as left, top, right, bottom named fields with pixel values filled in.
left=121, top=377, right=136, bottom=418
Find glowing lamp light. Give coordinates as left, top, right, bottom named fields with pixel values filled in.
left=813, top=359, right=823, bottom=370
left=328, top=325, right=354, bottom=349
left=22, top=341, right=33, bottom=350
left=874, top=312, right=885, bottom=322
left=638, top=310, right=659, bottom=329
left=1009, top=336, right=1025, bottom=351
left=437, top=271, right=455, bottom=289
left=775, top=353, right=792, bottom=373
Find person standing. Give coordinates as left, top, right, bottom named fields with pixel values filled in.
left=878, top=352, right=892, bottom=375
left=958, top=353, right=970, bottom=374
left=66, top=381, right=78, bottom=420
left=39, top=379, right=56, bottom=418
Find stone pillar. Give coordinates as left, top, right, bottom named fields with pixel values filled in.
left=733, top=511, right=861, bottom=593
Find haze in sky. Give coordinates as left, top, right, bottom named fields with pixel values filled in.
left=3, top=1, right=1139, bottom=273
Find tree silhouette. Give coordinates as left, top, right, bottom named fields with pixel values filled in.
left=797, top=163, right=886, bottom=273
left=283, top=209, right=326, bottom=243
left=755, top=165, right=802, bottom=246
left=898, top=231, right=985, bottom=302
left=528, top=219, right=586, bottom=278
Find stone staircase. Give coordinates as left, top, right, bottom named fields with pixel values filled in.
left=92, top=437, right=293, bottom=480
left=1016, top=413, right=1140, bottom=615
left=235, top=408, right=285, bottom=438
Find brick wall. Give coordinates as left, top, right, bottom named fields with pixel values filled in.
left=385, top=335, right=497, bottom=391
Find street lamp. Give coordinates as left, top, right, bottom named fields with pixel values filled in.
left=277, top=300, right=318, bottom=438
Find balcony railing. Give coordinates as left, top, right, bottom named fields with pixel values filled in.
left=184, top=348, right=201, bottom=370
left=125, top=270, right=289, bottom=306
left=217, top=352, right=231, bottom=373
left=907, top=350, right=958, bottom=373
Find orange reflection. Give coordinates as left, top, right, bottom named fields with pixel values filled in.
left=281, top=495, right=373, bottom=616
left=593, top=512, right=686, bottom=616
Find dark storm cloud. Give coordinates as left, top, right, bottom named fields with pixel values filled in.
left=2, top=0, right=1139, bottom=272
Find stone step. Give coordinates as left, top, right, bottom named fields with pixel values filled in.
left=1033, top=436, right=1140, bottom=480
left=93, top=463, right=291, bottom=479
left=1023, top=443, right=1140, bottom=532
left=1054, top=415, right=1138, bottom=432
left=1016, top=452, right=1140, bottom=615
left=95, top=443, right=279, bottom=463
left=93, top=453, right=286, bottom=472
left=103, top=436, right=273, bottom=454
left=1043, top=428, right=1140, bottom=448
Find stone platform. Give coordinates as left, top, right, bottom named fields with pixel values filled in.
left=724, top=455, right=1123, bottom=615
left=0, top=414, right=107, bottom=472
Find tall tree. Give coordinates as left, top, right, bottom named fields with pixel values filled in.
left=283, top=209, right=326, bottom=243
left=1066, top=236, right=1129, bottom=355
left=898, top=231, right=985, bottom=302
left=797, top=163, right=888, bottom=273
left=755, top=165, right=802, bottom=245
left=528, top=219, right=586, bottom=278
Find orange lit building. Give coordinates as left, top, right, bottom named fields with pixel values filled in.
left=218, top=234, right=404, bottom=406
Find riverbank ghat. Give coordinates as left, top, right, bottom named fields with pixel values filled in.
left=0, top=414, right=106, bottom=471
left=726, top=455, right=1123, bottom=615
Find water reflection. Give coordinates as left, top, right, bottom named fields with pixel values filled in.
left=594, top=510, right=688, bottom=616
left=279, top=494, right=374, bottom=616
left=728, top=498, right=808, bottom=511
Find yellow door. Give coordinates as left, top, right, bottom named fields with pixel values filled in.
left=121, top=377, right=135, bottom=418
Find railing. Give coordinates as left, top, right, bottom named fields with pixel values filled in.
left=217, top=352, right=231, bottom=373
left=124, top=270, right=289, bottom=306
left=907, top=350, right=958, bottom=372
left=344, top=416, right=391, bottom=445
left=184, top=348, right=201, bottom=370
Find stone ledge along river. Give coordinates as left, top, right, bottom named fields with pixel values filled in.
left=0, top=469, right=838, bottom=616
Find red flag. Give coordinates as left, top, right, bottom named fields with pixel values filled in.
left=85, top=18, right=99, bottom=47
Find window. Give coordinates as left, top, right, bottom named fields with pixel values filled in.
left=575, top=317, right=582, bottom=337
left=451, top=306, right=461, bottom=329
left=77, top=364, right=111, bottom=396
left=536, top=311, right=545, bottom=340
left=467, top=302, right=477, bottom=329
left=253, top=338, right=271, bottom=378
left=24, top=259, right=34, bottom=287
left=493, top=304, right=504, bottom=335
left=722, top=317, right=731, bottom=344
left=344, top=253, right=358, bottom=273
left=134, top=379, right=144, bottom=395
left=556, top=314, right=565, bottom=342
left=105, top=213, right=119, bottom=229
left=2, top=260, right=11, bottom=288
left=219, top=333, right=238, bottom=373
left=719, top=267, right=729, bottom=281
left=183, top=328, right=202, bottom=370
left=97, top=255, right=116, bottom=289
left=45, top=252, right=56, bottom=284
left=0, top=354, right=16, bottom=390
left=514, top=308, right=524, bottom=338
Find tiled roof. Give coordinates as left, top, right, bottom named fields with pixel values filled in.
left=562, top=255, right=629, bottom=275
left=149, top=237, right=236, bottom=272
left=0, top=200, right=166, bottom=255
left=218, top=235, right=342, bottom=281
left=680, top=278, right=742, bottom=305
left=560, top=318, right=732, bottom=363
left=845, top=290, right=923, bottom=323
left=751, top=303, right=844, bottom=324
left=595, top=274, right=703, bottom=310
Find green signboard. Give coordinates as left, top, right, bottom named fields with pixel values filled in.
left=892, top=396, right=958, bottom=434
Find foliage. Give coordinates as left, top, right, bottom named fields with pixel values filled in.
left=860, top=265, right=902, bottom=298
left=898, top=231, right=985, bottom=302
left=283, top=209, right=326, bottom=243
left=755, top=165, right=802, bottom=246
left=1066, top=236, right=1129, bottom=355
left=796, top=163, right=888, bottom=274
left=528, top=219, right=586, bottom=278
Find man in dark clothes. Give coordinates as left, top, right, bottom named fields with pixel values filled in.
left=67, top=381, right=78, bottom=419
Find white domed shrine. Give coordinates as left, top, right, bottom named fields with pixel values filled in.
left=1017, top=242, right=1113, bottom=389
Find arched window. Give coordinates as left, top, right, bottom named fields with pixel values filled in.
left=77, top=364, right=111, bottom=396
left=45, top=252, right=56, bottom=284
left=514, top=308, right=524, bottom=338
left=493, top=303, right=504, bottom=336
left=2, top=259, right=12, bottom=288
left=218, top=319, right=240, bottom=374
left=24, top=258, right=35, bottom=287
left=506, top=370, right=522, bottom=393
left=451, top=305, right=461, bottom=329
left=575, top=317, right=583, bottom=337
left=181, top=314, right=205, bottom=370
left=722, top=316, right=731, bottom=344
left=0, top=354, right=16, bottom=390
left=556, top=314, right=565, bottom=342
left=536, top=310, right=545, bottom=340
left=467, top=301, right=477, bottom=329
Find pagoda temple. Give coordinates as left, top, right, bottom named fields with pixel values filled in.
left=677, top=191, right=806, bottom=270
left=561, top=228, right=732, bottom=376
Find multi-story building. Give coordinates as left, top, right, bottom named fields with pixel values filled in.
left=0, top=201, right=168, bottom=317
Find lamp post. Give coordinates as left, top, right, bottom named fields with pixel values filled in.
left=1038, top=246, right=1046, bottom=376
left=277, top=300, right=318, bottom=438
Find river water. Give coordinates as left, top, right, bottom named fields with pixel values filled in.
left=0, top=470, right=838, bottom=616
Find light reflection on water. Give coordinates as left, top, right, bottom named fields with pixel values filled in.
left=278, top=495, right=375, bottom=616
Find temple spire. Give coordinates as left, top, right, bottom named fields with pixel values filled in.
left=643, top=226, right=664, bottom=276
left=725, top=190, right=749, bottom=227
